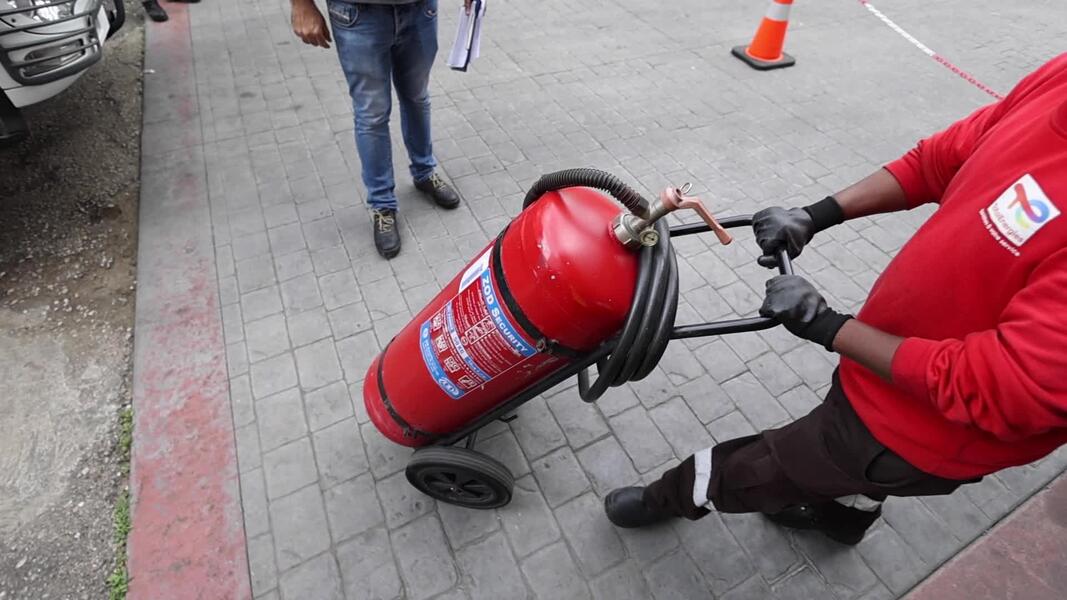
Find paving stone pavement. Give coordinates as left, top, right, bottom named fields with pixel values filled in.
left=168, top=0, right=1067, bottom=598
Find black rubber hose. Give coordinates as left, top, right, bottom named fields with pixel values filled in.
left=523, top=168, right=650, bottom=218
left=577, top=218, right=678, bottom=402
left=520, top=169, right=677, bottom=403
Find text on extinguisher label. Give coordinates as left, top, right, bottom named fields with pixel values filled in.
left=419, top=259, right=537, bottom=399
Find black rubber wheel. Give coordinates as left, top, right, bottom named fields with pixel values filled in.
left=406, top=447, right=514, bottom=509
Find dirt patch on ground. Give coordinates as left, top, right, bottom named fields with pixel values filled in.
left=0, top=3, right=144, bottom=598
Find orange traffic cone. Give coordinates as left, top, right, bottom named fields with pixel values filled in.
left=732, top=0, right=796, bottom=70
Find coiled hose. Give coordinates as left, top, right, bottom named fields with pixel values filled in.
left=521, top=169, right=679, bottom=403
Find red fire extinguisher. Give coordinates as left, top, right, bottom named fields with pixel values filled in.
left=363, top=169, right=792, bottom=508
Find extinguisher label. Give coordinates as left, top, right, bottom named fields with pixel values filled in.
left=419, top=257, right=537, bottom=399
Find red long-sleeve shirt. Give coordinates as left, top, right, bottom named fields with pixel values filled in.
left=840, top=53, right=1067, bottom=480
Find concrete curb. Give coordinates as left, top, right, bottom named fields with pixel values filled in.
left=126, top=3, right=251, bottom=598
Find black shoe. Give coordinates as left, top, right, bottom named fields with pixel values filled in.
left=414, top=172, right=461, bottom=209
left=766, top=502, right=881, bottom=546
left=371, top=209, right=401, bottom=259
left=143, top=0, right=168, bottom=21
left=604, top=487, right=673, bottom=528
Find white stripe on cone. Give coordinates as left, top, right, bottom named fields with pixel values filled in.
left=765, top=1, right=793, bottom=22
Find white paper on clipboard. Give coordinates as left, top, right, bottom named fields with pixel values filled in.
left=446, top=0, right=487, bottom=71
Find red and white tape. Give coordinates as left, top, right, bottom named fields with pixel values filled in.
left=857, top=0, right=1004, bottom=100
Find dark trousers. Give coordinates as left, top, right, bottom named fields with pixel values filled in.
left=645, top=372, right=973, bottom=525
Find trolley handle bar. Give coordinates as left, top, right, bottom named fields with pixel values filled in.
left=669, top=214, right=793, bottom=339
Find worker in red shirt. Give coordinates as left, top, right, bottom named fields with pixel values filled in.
left=605, top=53, right=1067, bottom=544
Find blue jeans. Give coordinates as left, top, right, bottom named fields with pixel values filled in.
left=327, top=0, right=439, bottom=210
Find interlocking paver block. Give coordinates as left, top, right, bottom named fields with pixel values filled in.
left=455, top=532, right=528, bottom=600
left=706, top=410, right=758, bottom=444
left=237, top=254, right=277, bottom=294
left=392, top=514, right=458, bottom=600
left=247, top=533, right=277, bottom=597
left=532, top=446, right=592, bottom=508
left=326, top=301, right=372, bottom=340
left=277, top=552, right=343, bottom=600
left=269, top=484, right=331, bottom=571
left=256, top=387, right=308, bottom=452
left=303, top=380, right=354, bottom=432
left=693, top=339, right=747, bottom=384
left=318, top=269, right=362, bottom=310
left=477, top=430, right=531, bottom=479
left=746, top=351, right=803, bottom=396
left=645, top=550, right=713, bottom=600
left=230, top=374, right=255, bottom=428
left=608, top=408, right=674, bottom=473
left=361, top=422, right=411, bottom=480
left=510, top=397, right=567, bottom=460
left=267, top=222, right=307, bottom=256
left=523, top=541, right=593, bottom=600
left=577, top=436, right=640, bottom=496
left=615, top=521, right=679, bottom=566
left=546, top=393, right=611, bottom=449
left=781, top=343, right=836, bottom=388
left=310, top=245, right=351, bottom=275
left=286, top=306, right=332, bottom=348
left=336, top=330, right=380, bottom=384
left=625, top=368, right=676, bottom=411
left=856, top=524, right=930, bottom=595
left=245, top=313, right=290, bottom=363
left=336, top=528, right=404, bottom=600
left=772, top=566, right=836, bottom=600
left=555, top=492, right=627, bottom=577
left=721, top=513, right=800, bottom=581
left=677, top=374, right=733, bottom=425
left=250, top=352, right=298, bottom=399
left=294, top=337, right=343, bottom=391
left=376, top=469, right=435, bottom=529
left=323, top=473, right=385, bottom=544
left=499, top=475, right=561, bottom=558
left=438, top=500, right=500, bottom=549
left=240, top=467, right=270, bottom=538
left=722, top=372, right=790, bottom=431
left=275, top=248, right=314, bottom=282
left=794, top=531, right=879, bottom=600
left=262, top=437, right=318, bottom=500
left=591, top=561, right=652, bottom=600
left=881, top=498, right=961, bottom=564
left=313, top=418, right=369, bottom=488
left=649, top=397, right=714, bottom=459
left=280, top=272, right=323, bottom=314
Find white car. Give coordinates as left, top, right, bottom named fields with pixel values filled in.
left=0, top=0, right=123, bottom=143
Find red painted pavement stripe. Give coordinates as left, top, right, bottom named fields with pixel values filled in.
left=127, top=3, right=251, bottom=599
left=857, top=0, right=1004, bottom=100
left=906, top=472, right=1067, bottom=600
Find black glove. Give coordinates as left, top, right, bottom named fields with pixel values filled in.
left=759, top=275, right=852, bottom=351
left=752, top=196, right=844, bottom=268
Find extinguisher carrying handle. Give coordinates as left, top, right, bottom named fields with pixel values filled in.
left=669, top=215, right=794, bottom=339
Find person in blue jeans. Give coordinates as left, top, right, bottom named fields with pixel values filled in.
left=290, top=0, right=469, bottom=258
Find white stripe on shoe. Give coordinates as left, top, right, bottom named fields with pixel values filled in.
left=691, top=447, right=714, bottom=509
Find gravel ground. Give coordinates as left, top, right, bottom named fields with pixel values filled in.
left=0, top=3, right=144, bottom=598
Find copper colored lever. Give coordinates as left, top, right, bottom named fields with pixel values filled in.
left=660, top=185, right=733, bottom=245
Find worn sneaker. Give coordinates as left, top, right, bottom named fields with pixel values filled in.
left=766, top=502, right=881, bottom=546
left=414, top=172, right=461, bottom=209
left=143, top=0, right=168, bottom=21
left=371, top=208, right=401, bottom=259
left=604, top=487, right=674, bottom=528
